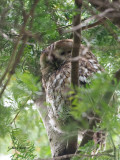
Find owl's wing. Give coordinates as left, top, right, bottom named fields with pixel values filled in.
left=45, top=50, right=103, bottom=133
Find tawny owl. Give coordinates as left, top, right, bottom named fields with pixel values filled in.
left=40, top=39, right=103, bottom=134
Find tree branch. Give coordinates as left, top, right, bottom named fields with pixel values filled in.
left=59, top=17, right=106, bottom=34
left=35, top=92, right=74, bottom=158
left=82, top=17, right=106, bottom=30
left=64, top=8, right=114, bottom=33
left=68, top=0, right=83, bottom=157
left=0, top=0, right=39, bottom=98
left=35, top=148, right=114, bottom=160
left=71, top=0, right=82, bottom=88
left=0, top=35, right=28, bottom=98
left=88, top=0, right=120, bottom=28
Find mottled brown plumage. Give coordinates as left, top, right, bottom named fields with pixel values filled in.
left=40, top=39, right=103, bottom=133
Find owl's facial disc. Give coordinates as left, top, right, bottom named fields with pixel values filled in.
left=50, top=49, right=71, bottom=69
left=52, top=49, right=71, bottom=61
left=40, top=39, right=73, bottom=71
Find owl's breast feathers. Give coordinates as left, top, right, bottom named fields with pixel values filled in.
left=40, top=39, right=103, bottom=132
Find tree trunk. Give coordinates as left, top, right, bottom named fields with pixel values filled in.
left=35, top=94, right=76, bottom=160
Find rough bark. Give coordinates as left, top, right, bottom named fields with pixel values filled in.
left=69, top=0, right=82, bottom=157
left=71, top=0, right=82, bottom=88
left=35, top=93, right=76, bottom=160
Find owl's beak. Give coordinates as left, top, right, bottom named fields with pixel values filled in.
left=48, top=55, right=53, bottom=62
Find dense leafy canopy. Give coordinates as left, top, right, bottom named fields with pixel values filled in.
left=0, top=0, right=120, bottom=159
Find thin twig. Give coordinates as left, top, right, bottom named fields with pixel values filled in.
left=58, top=17, right=106, bottom=32
left=11, top=110, right=21, bottom=125
left=35, top=149, right=114, bottom=160
left=0, top=0, right=39, bottom=98
left=0, top=36, right=28, bottom=98
left=83, top=2, right=120, bottom=41
left=64, top=8, right=114, bottom=33
left=88, top=0, right=120, bottom=28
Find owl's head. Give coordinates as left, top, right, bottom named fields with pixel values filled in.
left=40, top=39, right=73, bottom=77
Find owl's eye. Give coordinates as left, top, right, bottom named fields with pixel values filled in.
left=60, top=52, right=65, bottom=56
left=60, top=51, right=71, bottom=56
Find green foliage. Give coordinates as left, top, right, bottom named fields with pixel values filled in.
left=0, top=0, right=120, bottom=159
left=70, top=72, right=120, bottom=159
left=0, top=98, right=11, bottom=137
left=82, top=21, right=120, bottom=72
left=71, top=73, right=120, bottom=130
left=9, top=128, right=36, bottom=160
